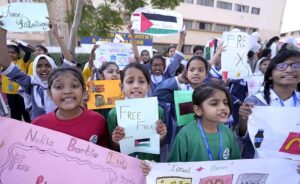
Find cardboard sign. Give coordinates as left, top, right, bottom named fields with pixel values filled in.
left=94, top=42, right=133, bottom=69
left=0, top=3, right=49, bottom=32
left=116, top=97, right=160, bottom=155
left=0, top=117, right=146, bottom=183
left=86, top=80, right=124, bottom=110
left=248, top=106, right=300, bottom=160
left=221, top=31, right=252, bottom=79
left=147, top=158, right=299, bottom=183
left=131, top=8, right=183, bottom=36
left=174, top=90, right=194, bottom=126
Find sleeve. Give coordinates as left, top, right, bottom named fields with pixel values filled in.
left=98, top=116, right=110, bottom=148
left=154, top=77, right=180, bottom=103
left=164, top=51, right=184, bottom=78
left=168, top=131, right=187, bottom=162
left=2, top=64, right=32, bottom=94
left=107, top=108, right=118, bottom=136
left=82, top=66, right=92, bottom=82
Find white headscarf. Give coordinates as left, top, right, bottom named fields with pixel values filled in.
left=31, top=54, right=57, bottom=113
left=254, top=57, right=268, bottom=75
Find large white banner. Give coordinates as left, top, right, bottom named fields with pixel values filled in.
left=147, top=158, right=299, bottom=183
left=0, top=3, right=49, bottom=32
left=221, top=32, right=252, bottom=79
left=248, top=106, right=300, bottom=160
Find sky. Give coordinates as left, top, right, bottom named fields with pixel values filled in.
left=281, top=0, right=300, bottom=33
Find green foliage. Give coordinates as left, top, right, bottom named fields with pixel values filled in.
left=45, top=53, right=89, bottom=67
left=67, top=0, right=182, bottom=38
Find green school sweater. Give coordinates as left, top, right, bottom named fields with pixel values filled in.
left=168, top=121, right=241, bottom=162
left=107, top=106, right=164, bottom=162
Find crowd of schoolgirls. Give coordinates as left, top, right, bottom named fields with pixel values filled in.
left=0, top=19, right=300, bottom=175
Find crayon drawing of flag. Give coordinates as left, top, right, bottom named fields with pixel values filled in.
left=135, top=138, right=151, bottom=147
left=131, top=8, right=183, bottom=35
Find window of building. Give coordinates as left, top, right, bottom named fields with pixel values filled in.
left=235, top=4, right=249, bottom=13
left=215, top=24, right=230, bottom=32
left=183, top=20, right=193, bottom=29
left=8, top=0, right=31, bottom=2
left=183, top=45, right=192, bottom=53
left=184, top=0, right=194, bottom=4
left=196, top=21, right=213, bottom=31
left=291, top=30, right=300, bottom=35
left=154, top=44, right=170, bottom=55
left=197, top=0, right=214, bottom=7
left=280, top=33, right=287, bottom=37
left=233, top=26, right=246, bottom=32
left=251, top=7, right=260, bottom=15
left=217, top=1, right=232, bottom=10
left=248, top=28, right=257, bottom=33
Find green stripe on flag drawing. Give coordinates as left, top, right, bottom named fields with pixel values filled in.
left=145, top=28, right=178, bottom=34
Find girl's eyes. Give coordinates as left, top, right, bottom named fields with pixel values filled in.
left=71, top=84, right=81, bottom=89
left=53, top=84, right=62, bottom=90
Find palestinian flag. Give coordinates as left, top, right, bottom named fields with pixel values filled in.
left=131, top=8, right=183, bottom=35
left=204, top=38, right=220, bottom=60
left=134, top=138, right=151, bottom=147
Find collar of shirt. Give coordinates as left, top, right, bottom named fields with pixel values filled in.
left=255, top=89, right=300, bottom=106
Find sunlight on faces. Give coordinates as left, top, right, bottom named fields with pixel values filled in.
left=186, top=59, right=207, bottom=88
left=151, top=58, right=165, bottom=76
left=36, top=58, right=52, bottom=81
left=49, top=72, right=84, bottom=112
left=101, top=64, right=120, bottom=80
left=271, top=57, right=300, bottom=88
left=193, top=90, right=230, bottom=124
left=122, top=68, right=150, bottom=99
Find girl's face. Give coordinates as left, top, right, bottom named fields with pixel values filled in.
left=168, top=47, right=176, bottom=58
left=193, top=90, right=230, bottom=124
left=49, top=71, right=83, bottom=112
left=259, top=60, right=270, bottom=74
left=186, top=60, right=207, bottom=87
left=271, top=57, right=300, bottom=88
left=122, top=67, right=149, bottom=99
left=8, top=47, right=19, bottom=61
left=102, top=64, right=120, bottom=80
left=141, top=51, right=150, bottom=63
left=36, top=59, right=52, bottom=81
left=34, top=47, right=46, bottom=56
left=151, top=58, right=165, bottom=76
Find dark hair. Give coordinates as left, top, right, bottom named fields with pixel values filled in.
left=7, top=45, right=21, bottom=55
left=192, top=83, right=233, bottom=119
left=176, top=63, right=185, bottom=76
left=150, top=55, right=165, bottom=69
left=165, top=45, right=176, bottom=57
left=141, top=50, right=150, bottom=56
left=35, top=45, right=48, bottom=53
left=121, top=62, right=150, bottom=84
left=260, top=48, right=271, bottom=59
left=259, top=57, right=270, bottom=66
left=263, top=49, right=300, bottom=105
left=98, top=62, right=119, bottom=76
left=186, top=56, right=209, bottom=74
left=193, top=45, right=204, bottom=54
left=265, top=36, right=279, bottom=48
left=48, top=67, right=85, bottom=92
left=247, top=50, right=255, bottom=59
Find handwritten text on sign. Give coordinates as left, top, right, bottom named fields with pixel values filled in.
left=0, top=3, right=49, bottom=32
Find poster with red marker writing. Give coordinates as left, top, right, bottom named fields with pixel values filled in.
left=248, top=106, right=300, bottom=160
left=0, top=117, right=145, bottom=183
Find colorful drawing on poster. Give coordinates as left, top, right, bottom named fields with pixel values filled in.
left=131, top=8, right=183, bottom=36
left=279, top=132, right=300, bottom=155
left=199, top=174, right=233, bottom=184
left=86, top=80, right=124, bottom=110
left=236, top=173, right=269, bottom=184
left=156, top=176, right=192, bottom=184
left=174, top=90, right=194, bottom=126
left=135, top=138, right=151, bottom=147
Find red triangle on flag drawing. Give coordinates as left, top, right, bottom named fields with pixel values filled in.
left=141, top=13, right=153, bottom=32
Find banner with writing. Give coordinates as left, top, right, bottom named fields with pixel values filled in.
left=245, top=75, right=264, bottom=96
left=248, top=106, right=300, bottom=160
left=86, top=80, right=124, bottom=110
left=221, top=31, right=252, bottom=79
left=0, top=3, right=49, bottom=32
left=116, top=97, right=160, bottom=155
left=131, top=8, right=183, bottom=36
left=94, top=42, right=133, bottom=69
left=147, top=158, right=299, bottom=183
left=174, top=90, right=194, bottom=126
left=0, top=117, right=145, bottom=183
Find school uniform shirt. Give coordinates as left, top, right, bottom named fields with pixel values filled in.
left=33, top=108, right=109, bottom=147
left=237, top=89, right=300, bottom=158
left=107, top=106, right=164, bottom=162
left=1, top=58, right=29, bottom=94
left=168, top=121, right=241, bottom=162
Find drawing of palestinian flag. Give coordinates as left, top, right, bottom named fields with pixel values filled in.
left=131, top=8, right=183, bottom=35
left=134, top=138, right=151, bottom=147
